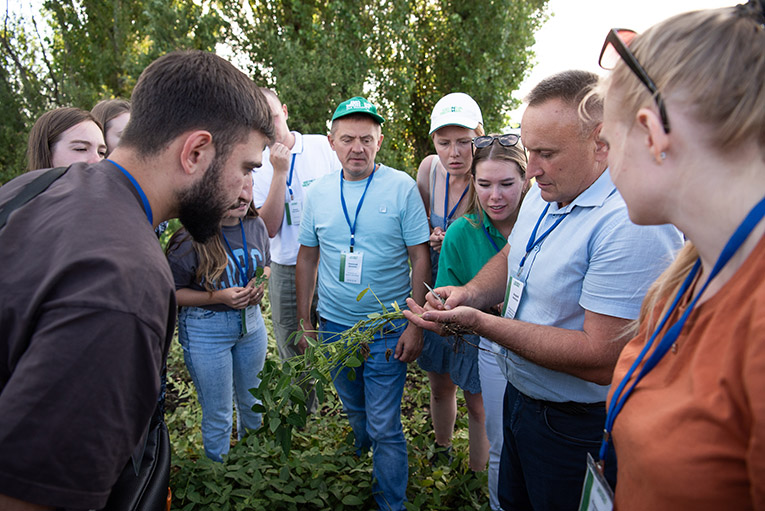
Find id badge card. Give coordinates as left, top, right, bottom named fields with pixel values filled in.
left=241, top=306, right=259, bottom=335
left=501, top=276, right=525, bottom=319
left=578, top=453, right=614, bottom=511
left=339, top=251, right=363, bottom=284
left=285, top=199, right=302, bottom=225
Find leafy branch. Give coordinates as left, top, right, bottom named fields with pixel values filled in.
left=250, top=286, right=406, bottom=456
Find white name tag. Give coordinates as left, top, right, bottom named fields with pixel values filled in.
left=502, top=276, right=525, bottom=319
left=339, top=251, right=363, bottom=284
left=578, top=453, right=614, bottom=511
left=285, top=199, right=302, bottom=225
left=241, top=305, right=260, bottom=335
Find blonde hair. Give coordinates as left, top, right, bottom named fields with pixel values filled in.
left=600, top=3, right=765, bottom=334
left=600, top=5, right=765, bottom=153
left=466, top=134, right=528, bottom=228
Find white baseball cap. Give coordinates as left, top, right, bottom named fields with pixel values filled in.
left=429, top=92, right=483, bottom=135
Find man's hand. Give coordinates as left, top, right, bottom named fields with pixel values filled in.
left=393, top=322, right=423, bottom=362
left=404, top=297, right=481, bottom=336
left=424, top=285, right=472, bottom=311
left=296, top=323, right=317, bottom=355
left=269, top=142, right=292, bottom=176
left=215, top=287, right=255, bottom=309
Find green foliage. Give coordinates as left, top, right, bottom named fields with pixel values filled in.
left=0, top=0, right=227, bottom=182
left=166, top=289, right=491, bottom=509
left=222, top=0, right=549, bottom=174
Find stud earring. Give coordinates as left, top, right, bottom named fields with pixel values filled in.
left=660, top=152, right=667, bottom=160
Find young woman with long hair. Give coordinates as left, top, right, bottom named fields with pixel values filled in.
left=594, top=2, right=765, bottom=508
left=166, top=173, right=270, bottom=462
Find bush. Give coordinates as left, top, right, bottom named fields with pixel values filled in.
left=166, top=292, right=489, bottom=510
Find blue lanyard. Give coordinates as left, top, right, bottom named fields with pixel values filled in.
left=482, top=220, right=501, bottom=253
left=107, top=159, right=153, bottom=225
left=518, top=203, right=569, bottom=272
left=599, top=196, right=765, bottom=466
left=443, top=173, right=470, bottom=231
left=340, top=164, right=376, bottom=252
left=285, top=153, right=297, bottom=199
left=221, top=220, right=249, bottom=286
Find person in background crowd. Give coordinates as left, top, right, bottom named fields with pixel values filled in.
left=594, top=2, right=765, bottom=509
left=416, top=92, right=490, bottom=471
left=166, top=173, right=270, bottom=462
left=296, top=96, right=430, bottom=510
left=251, top=88, right=341, bottom=414
left=25, top=106, right=106, bottom=170
left=0, top=50, right=273, bottom=510
left=436, top=133, right=528, bottom=509
left=91, top=98, right=131, bottom=156
left=405, top=70, right=684, bottom=510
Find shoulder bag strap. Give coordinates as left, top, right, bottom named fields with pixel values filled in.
left=0, top=166, right=69, bottom=230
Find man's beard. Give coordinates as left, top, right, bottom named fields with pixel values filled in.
left=177, top=154, right=229, bottom=243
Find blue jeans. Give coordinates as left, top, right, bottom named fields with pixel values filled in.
left=498, top=383, right=616, bottom=510
left=178, top=306, right=267, bottom=462
left=321, top=318, right=409, bottom=511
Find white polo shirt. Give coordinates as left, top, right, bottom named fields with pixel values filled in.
left=252, top=131, right=342, bottom=265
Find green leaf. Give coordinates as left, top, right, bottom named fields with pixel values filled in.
left=345, top=355, right=362, bottom=368
left=342, top=494, right=364, bottom=505
left=356, top=286, right=370, bottom=301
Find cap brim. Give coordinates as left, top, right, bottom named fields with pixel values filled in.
left=332, top=110, right=385, bottom=124
left=429, top=116, right=480, bottom=135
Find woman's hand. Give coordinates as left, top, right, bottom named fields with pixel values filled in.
left=246, top=281, right=266, bottom=307
left=215, top=286, right=255, bottom=309
left=429, top=226, right=445, bottom=253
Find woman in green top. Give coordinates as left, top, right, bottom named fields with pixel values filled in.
left=436, top=133, right=527, bottom=509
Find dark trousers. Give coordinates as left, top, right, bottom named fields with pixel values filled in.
left=498, top=383, right=617, bottom=510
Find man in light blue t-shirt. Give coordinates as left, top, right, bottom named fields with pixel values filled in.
left=405, top=71, right=684, bottom=510
left=296, top=96, right=430, bottom=511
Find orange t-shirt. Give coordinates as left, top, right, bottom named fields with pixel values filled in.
left=609, top=235, right=765, bottom=510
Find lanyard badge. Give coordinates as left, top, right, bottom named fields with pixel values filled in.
left=284, top=154, right=302, bottom=225
left=502, top=203, right=570, bottom=319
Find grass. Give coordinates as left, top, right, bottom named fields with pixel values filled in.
left=165, top=290, right=489, bottom=510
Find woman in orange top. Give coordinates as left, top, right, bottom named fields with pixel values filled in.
left=594, top=1, right=765, bottom=509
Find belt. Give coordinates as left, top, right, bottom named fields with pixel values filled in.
left=538, top=399, right=605, bottom=416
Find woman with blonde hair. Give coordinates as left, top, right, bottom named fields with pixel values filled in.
left=594, top=1, right=765, bottom=508
left=437, top=133, right=528, bottom=509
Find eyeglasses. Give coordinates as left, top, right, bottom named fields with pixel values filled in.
left=599, top=28, right=671, bottom=134
left=472, top=133, right=520, bottom=149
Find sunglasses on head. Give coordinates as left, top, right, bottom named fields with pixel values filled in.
left=599, top=28, right=671, bottom=134
left=472, top=133, right=520, bottom=149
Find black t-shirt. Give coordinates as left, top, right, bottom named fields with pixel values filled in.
left=167, top=217, right=271, bottom=312
left=0, top=161, right=176, bottom=509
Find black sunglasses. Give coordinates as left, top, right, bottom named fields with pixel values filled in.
left=472, top=133, right=520, bottom=149
left=599, top=28, right=671, bottom=134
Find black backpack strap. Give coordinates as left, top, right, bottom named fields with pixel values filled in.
left=0, top=166, right=69, bottom=230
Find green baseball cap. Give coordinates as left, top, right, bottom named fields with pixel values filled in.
left=331, top=96, right=385, bottom=124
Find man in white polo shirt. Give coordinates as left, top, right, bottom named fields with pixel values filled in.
left=251, top=88, right=341, bottom=413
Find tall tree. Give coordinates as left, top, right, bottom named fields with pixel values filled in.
left=1, top=0, right=548, bottom=182
left=0, top=0, right=227, bottom=182
left=224, top=0, right=549, bottom=173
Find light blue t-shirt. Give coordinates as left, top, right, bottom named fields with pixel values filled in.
left=299, top=164, right=430, bottom=326
left=497, top=169, right=684, bottom=403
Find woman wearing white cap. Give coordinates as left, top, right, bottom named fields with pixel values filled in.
left=416, top=92, right=489, bottom=474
